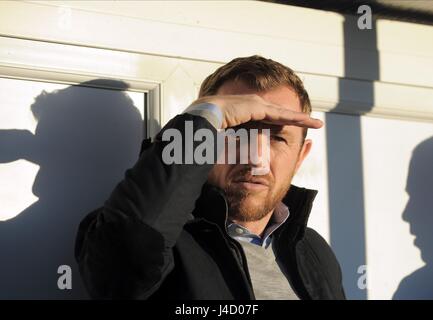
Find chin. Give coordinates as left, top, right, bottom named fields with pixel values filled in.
left=231, top=197, right=268, bottom=221
left=243, top=194, right=267, bottom=207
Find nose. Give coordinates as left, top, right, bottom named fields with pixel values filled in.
left=245, top=129, right=270, bottom=175
left=402, top=198, right=417, bottom=238
left=402, top=199, right=411, bottom=223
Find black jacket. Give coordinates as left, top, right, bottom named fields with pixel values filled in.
left=75, top=113, right=346, bottom=300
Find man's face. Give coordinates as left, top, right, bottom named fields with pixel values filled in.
left=207, top=79, right=312, bottom=222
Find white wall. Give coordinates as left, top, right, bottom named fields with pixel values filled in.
left=0, top=76, right=147, bottom=299
left=362, top=117, right=433, bottom=299
left=0, top=0, right=432, bottom=299
left=0, top=77, right=146, bottom=221
left=292, top=112, right=433, bottom=299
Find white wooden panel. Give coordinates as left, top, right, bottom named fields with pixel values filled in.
left=0, top=1, right=431, bottom=88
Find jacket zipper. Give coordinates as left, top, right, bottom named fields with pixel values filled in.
left=195, top=218, right=255, bottom=300
left=274, top=227, right=312, bottom=300
left=226, top=236, right=256, bottom=299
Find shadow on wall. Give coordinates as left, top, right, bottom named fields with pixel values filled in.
left=0, top=79, right=144, bottom=299
left=326, top=15, right=378, bottom=299
left=393, top=136, right=433, bottom=299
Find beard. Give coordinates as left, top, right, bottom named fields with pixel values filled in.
left=225, top=166, right=293, bottom=222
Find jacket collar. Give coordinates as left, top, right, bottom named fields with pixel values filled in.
left=192, top=183, right=318, bottom=234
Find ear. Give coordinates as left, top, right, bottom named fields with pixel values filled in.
left=294, top=138, right=312, bottom=174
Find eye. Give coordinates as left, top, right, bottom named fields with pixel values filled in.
left=270, top=134, right=286, bottom=143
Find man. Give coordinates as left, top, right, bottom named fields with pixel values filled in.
left=75, top=55, right=346, bottom=300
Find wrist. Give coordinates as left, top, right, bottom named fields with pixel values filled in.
left=183, top=101, right=223, bottom=129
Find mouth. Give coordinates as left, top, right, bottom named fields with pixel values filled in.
left=232, top=177, right=270, bottom=191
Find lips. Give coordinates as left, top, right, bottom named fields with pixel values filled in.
left=232, top=176, right=270, bottom=187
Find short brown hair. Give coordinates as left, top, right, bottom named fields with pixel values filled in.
left=199, top=55, right=311, bottom=115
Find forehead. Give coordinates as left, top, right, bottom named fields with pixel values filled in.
left=216, top=79, right=302, bottom=113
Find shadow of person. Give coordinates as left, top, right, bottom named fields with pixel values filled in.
left=393, top=136, right=433, bottom=300
left=0, top=79, right=144, bottom=299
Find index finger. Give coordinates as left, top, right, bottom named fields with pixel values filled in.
left=261, top=105, right=324, bottom=129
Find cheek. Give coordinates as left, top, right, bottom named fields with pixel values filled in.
left=270, top=148, right=298, bottom=184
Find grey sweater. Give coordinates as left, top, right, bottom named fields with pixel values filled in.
left=238, top=239, right=300, bottom=300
